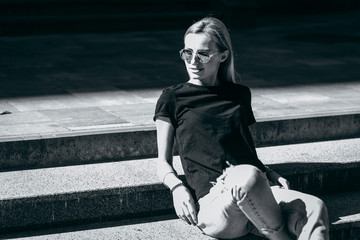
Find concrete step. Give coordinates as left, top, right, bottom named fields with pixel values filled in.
left=0, top=138, right=359, bottom=232
left=2, top=191, right=360, bottom=240
left=1, top=112, right=359, bottom=171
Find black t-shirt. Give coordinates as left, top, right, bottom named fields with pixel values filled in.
left=154, top=82, right=266, bottom=200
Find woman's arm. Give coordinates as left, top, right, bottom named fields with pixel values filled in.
left=266, top=166, right=290, bottom=189
left=156, top=117, right=180, bottom=188
left=156, top=118, right=198, bottom=225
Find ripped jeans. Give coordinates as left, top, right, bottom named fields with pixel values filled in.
left=196, top=165, right=329, bottom=240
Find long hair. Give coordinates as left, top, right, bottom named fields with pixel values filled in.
left=184, top=17, right=239, bottom=83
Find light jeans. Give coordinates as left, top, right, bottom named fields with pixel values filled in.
left=196, top=165, right=329, bottom=240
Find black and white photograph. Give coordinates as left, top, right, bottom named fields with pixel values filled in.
left=0, top=0, right=360, bottom=239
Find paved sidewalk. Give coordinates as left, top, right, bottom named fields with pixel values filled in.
left=0, top=11, right=360, bottom=142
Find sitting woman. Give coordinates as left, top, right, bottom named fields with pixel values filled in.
left=154, top=17, right=329, bottom=240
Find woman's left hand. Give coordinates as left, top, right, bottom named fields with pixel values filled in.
left=277, top=176, right=290, bottom=189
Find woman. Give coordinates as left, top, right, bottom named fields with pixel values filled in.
left=154, top=17, right=329, bottom=240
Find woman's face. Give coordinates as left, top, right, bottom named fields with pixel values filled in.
left=183, top=33, right=226, bottom=86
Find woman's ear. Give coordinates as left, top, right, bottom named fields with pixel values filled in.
left=220, top=50, right=229, bottom=62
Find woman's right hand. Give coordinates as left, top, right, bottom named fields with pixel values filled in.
left=172, top=185, right=198, bottom=226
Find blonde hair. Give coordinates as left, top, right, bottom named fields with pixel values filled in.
left=184, top=17, right=239, bottom=83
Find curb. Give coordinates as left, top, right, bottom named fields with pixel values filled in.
left=1, top=113, right=359, bottom=171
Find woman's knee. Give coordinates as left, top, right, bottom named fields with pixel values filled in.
left=226, top=165, right=266, bottom=186
left=310, top=198, right=330, bottom=238
left=309, top=197, right=329, bottom=221
left=224, top=165, right=268, bottom=201
left=299, top=194, right=328, bottom=217
left=286, top=195, right=329, bottom=237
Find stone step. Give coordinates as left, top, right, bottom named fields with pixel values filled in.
left=0, top=138, right=359, bottom=232
left=2, top=191, right=360, bottom=240
left=1, top=112, right=359, bottom=172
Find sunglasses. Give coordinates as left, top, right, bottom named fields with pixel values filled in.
left=179, top=49, right=221, bottom=64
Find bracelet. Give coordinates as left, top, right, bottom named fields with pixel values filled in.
left=170, top=182, right=184, bottom=193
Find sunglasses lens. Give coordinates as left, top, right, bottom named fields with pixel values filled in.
left=198, top=54, right=210, bottom=63
left=180, top=49, right=193, bottom=63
